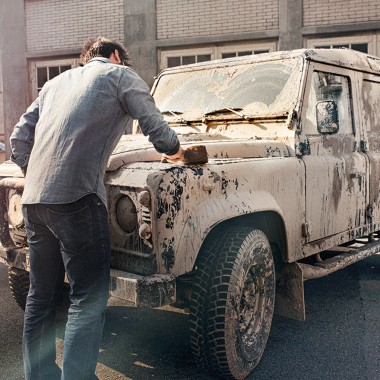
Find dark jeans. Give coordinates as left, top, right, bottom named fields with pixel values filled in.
left=22, top=194, right=110, bottom=380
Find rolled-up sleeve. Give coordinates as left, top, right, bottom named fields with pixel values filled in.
left=118, top=68, right=180, bottom=155
left=10, top=98, right=39, bottom=168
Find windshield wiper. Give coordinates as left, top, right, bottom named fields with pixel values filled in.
left=161, top=110, right=188, bottom=123
left=202, top=108, right=289, bottom=124
left=204, top=108, right=248, bottom=120
left=162, top=108, right=289, bottom=125
left=162, top=110, right=202, bottom=125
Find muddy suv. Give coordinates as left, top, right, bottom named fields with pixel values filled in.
left=1, top=49, right=380, bottom=380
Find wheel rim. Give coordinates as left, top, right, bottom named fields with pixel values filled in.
left=238, top=266, right=269, bottom=356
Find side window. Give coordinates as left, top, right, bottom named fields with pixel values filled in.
left=304, top=72, right=353, bottom=135
left=362, top=79, right=380, bottom=150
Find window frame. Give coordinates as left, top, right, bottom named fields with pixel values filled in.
left=217, top=41, right=276, bottom=59
left=301, top=63, right=357, bottom=140
left=304, top=71, right=354, bottom=136
left=361, top=74, right=380, bottom=150
left=29, top=58, right=79, bottom=100
left=160, top=47, right=216, bottom=71
left=159, top=41, right=277, bottom=70
left=306, top=34, right=379, bottom=56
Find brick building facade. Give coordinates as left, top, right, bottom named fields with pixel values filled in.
left=1, top=0, right=380, bottom=156
left=156, top=0, right=279, bottom=39
left=25, top=0, right=124, bottom=53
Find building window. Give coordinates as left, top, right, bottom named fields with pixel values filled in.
left=314, top=43, right=368, bottom=53
left=36, top=65, right=72, bottom=92
left=167, top=54, right=212, bottom=68
left=306, top=34, right=380, bottom=56
left=30, top=58, right=79, bottom=100
left=160, top=41, right=276, bottom=70
left=221, top=49, right=270, bottom=59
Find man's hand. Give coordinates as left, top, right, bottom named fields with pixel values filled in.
left=161, top=145, right=208, bottom=165
left=162, top=145, right=186, bottom=162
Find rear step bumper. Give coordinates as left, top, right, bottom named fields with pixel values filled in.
left=299, top=238, right=380, bottom=280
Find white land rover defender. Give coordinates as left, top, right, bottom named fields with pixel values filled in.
left=1, top=49, right=380, bottom=380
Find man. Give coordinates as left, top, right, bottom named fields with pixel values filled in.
left=10, top=37, right=184, bottom=380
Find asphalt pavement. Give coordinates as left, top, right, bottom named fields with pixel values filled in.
left=0, top=254, right=379, bottom=380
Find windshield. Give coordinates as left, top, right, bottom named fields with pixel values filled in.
left=153, top=56, right=304, bottom=120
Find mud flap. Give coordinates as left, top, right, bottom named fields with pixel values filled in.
left=274, top=262, right=305, bottom=321
left=109, top=269, right=176, bottom=308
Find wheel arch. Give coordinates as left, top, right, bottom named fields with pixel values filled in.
left=190, top=211, right=305, bottom=322
left=168, top=190, right=292, bottom=275
left=194, top=210, right=288, bottom=270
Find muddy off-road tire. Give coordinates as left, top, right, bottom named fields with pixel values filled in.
left=8, top=267, right=29, bottom=310
left=190, top=227, right=275, bottom=380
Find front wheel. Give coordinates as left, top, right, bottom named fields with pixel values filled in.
left=190, top=227, right=275, bottom=380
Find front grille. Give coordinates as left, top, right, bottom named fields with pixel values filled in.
left=108, top=185, right=156, bottom=275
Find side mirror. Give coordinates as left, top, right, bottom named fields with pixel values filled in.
left=316, top=100, right=339, bottom=134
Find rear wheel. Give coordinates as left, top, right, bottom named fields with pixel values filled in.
left=190, top=227, right=275, bottom=380
left=8, top=266, right=29, bottom=310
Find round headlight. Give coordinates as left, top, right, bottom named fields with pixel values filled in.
left=116, top=195, right=137, bottom=233
left=8, top=192, right=24, bottom=228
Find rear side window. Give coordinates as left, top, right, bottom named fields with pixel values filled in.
left=304, top=72, right=353, bottom=135
left=362, top=79, right=380, bottom=151
left=362, top=80, right=380, bottom=134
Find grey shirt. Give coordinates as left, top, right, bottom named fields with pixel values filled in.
left=10, top=57, right=180, bottom=206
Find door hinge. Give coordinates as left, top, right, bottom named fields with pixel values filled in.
left=366, top=204, right=374, bottom=220
left=302, top=222, right=311, bottom=238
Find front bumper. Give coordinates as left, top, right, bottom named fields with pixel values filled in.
left=0, top=244, right=176, bottom=308
left=110, top=269, right=176, bottom=307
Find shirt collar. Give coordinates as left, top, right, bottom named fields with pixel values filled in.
left=87, top=57, right=111, bottom=65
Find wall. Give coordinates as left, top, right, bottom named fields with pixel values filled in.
left=25, top=0, right=124, bottom=55
left=124, top=0, right=157, bottom=86
left=25, top=0, right=157, bottom=85
left=0, top=0, right=28, bottom=157
left=156, top=0, right=278, bottom=40
left=304, top=0, right=380, bottom=26
left=0, top=56, right=3, bottom=143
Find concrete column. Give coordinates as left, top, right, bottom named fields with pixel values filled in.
left=279, top=0, right=304, bottom=51
left=124, top=0, right=157, bottom=87
left=0, top=0, right=28, bottom=157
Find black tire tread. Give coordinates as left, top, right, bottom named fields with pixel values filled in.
left=8, top=266, right=29, bottom=311
left=190, top=226, right=274, bottom=380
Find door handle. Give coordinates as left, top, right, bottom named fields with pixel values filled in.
left=350, top=172, right=365, bottom=178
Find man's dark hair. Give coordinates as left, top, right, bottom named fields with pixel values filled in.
left=80, top=37, right=131, bottom=66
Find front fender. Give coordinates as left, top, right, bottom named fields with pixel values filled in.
left=153, top=158, right=305, bottom=275
left=163, top=190, right=287, bottom=275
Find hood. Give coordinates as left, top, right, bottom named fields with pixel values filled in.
left=0, top=160, right=23, bottom=177
left=107, top=133, right=290, bottom=172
